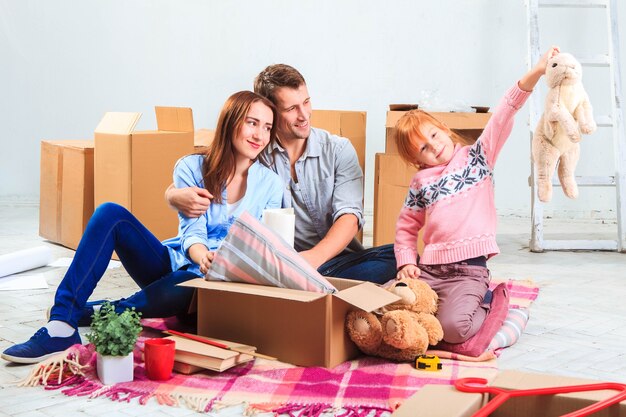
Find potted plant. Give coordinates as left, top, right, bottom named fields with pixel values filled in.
left=86, top=302, right=142, bottom=385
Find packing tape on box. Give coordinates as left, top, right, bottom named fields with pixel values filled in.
left=0, top=246, right=53, bottom=278
left=262, top=208, right=295, bottom=248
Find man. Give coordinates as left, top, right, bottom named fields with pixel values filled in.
left=167, top=64, right=396, bottom=284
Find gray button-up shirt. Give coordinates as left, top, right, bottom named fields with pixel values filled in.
left=261, top=127, right=364, bottom=254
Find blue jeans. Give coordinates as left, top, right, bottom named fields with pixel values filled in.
left=317, top=243, right=397, bottom=285
left=49, top=203, right=199, bottom=328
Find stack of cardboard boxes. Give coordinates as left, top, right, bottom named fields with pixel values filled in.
left=39, top=107, right=212, bottom=250
left=373, top=108, right=492, bottom=248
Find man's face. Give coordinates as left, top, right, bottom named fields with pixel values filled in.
left=273, top=84, right=312, bottom=142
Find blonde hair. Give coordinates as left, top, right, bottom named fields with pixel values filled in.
left=394, top=110, right=471, bottom=169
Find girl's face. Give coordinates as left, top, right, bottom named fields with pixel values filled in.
left=410, top=122, right=455, bottom=167
left=232, top=101, right=274, bottom=161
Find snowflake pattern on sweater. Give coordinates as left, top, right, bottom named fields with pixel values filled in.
left=404, top=141, right=492, bottom=211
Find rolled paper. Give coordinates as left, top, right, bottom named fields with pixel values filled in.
left=262, top=208, right=295, bottom=248
left=0, top=246, right=53, bottom=278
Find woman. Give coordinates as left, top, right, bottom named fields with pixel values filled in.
left=2, top=91, right=283, bottom=363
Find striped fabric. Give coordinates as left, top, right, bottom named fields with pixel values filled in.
left=488, top=308, right=530, bottom=352
left=207, top=211, right=337, bottom=294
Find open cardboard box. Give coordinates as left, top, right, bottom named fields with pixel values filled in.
left=180, top=277, right=400, bottom=368
left=392, top=370, right=626, bottom=417
left=94, top=106, right=194, bottom=241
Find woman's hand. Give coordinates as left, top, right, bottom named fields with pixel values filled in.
left=199, top=251, right=215, bottom=275
left=188, top=244, right=215, bottom=275
left=396, top=264, right=421, bottom=279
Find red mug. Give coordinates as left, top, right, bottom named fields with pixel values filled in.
left=144, top=338, right=176, bottom=381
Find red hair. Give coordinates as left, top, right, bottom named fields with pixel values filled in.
left=394, top=110, right=471, bottom=168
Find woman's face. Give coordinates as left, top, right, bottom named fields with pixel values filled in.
left=232, top=101, right=274, bottom=161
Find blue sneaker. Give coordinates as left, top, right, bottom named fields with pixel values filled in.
left=1, top=327, right=82, bottom=364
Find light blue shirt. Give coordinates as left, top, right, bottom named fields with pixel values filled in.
left=162, top=154, right=283, bottom=276
left=261, top=127, right=364, bottom=254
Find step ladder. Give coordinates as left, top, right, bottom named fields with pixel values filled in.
left=526, top=0, right=626, bottom=252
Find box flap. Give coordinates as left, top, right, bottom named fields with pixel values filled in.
left=155, top=106, right=194, bottom=132
left=95, top=112, right=141, bottom=135
left=179, top=278, right=327, bottom=302
left=334, top=281, right=401, bottom=312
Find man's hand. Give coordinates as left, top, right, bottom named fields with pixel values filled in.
left=165, top=184, right=212, bottom=218
left=299, top=249, right=327, bottom=270
left=396, top=264, right=421, bottom=279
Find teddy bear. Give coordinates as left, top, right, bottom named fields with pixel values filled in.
left=532, top=52, right=597, bottom=202
left=345, top=278, right=444, bottom=362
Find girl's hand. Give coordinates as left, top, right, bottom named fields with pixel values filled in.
left=535, top=45, right=560, bottom=75
left=199, top=251, right=215, bottom=275
left=519, top=46, right=560, bottom=92
left=396, top=264, right=421, bottom=279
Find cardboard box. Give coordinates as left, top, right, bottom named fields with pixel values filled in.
left=39, top=140, right=95, bottom=250
left=385, top=111, right=491, bottom=154
left=311, top=110, right=366, bottom=174
left=311, top=110, right=367, bottom=242
left=181, top=277, right=400, bottom=368
left=392, top=370, right=626, bottom=417
left=373, top=153, right=419, bottom=247
left=94, top=106, right=194, bottom=241
left=194, top=128, right=215, bottom=153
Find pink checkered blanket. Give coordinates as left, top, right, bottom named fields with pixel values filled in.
left=19, top=277, right=538, bottom=415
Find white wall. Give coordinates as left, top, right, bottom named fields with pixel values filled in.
left=1, top=0, right=625, bottom=219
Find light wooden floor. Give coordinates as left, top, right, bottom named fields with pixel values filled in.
left=0, top=205, right=625, bottom=416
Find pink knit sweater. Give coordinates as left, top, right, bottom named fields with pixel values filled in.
left=394, top=83, right=531, bottom=267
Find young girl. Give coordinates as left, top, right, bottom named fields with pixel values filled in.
left=393, top=47, right=559, bottom=344
left=2, top=91, right=284, bottom=363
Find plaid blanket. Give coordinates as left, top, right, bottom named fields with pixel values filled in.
left=18, top=277, right=538, bottom=415
left=490, top=277, right=538, bottom=309
left=20, top=340, right=497, bottom=415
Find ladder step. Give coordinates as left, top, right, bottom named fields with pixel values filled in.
left=577, top=54, right=611, bottom=67
left=539, top=0, right=607, bottom=8
left=595, top=115, right=613, bottom=127
left=551, top=176, right=615, bottom=187
left=542, top=239, right=618, bottom=251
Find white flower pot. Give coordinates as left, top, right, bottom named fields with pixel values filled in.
left=96, top=352, right=134, bottom=385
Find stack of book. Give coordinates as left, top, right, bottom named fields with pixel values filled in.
left=165, top=334, right=256, bottom=374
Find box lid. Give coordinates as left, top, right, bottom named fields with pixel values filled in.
left=180, top=278, right=400, bottom=311
left=95, top=112, right=141, bottom=135
left=155, top=106, right=194, bottom=132
left=180, top=278, right=328, bottom=302
left=334, top=281, right=401, bottom=312
left=41, top=139, right=94, bottom=150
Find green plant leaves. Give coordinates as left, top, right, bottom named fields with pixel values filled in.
left=86, top=302, right=142, bottom=356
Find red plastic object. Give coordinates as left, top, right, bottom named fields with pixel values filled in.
left=454, top=377, right=626, bottom=417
